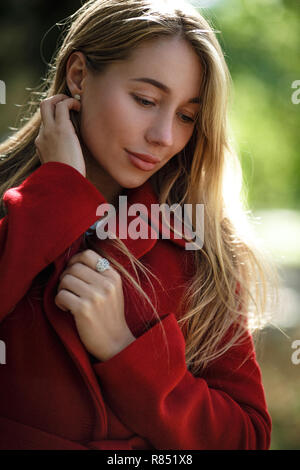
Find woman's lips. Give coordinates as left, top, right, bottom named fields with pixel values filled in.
left=126, top=150, right=158, bottom=171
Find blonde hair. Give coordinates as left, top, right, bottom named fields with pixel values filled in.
left=0, top=0, right=278, bottom=375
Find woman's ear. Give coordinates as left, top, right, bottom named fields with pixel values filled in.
left=66, top=51, right=87, bottom=98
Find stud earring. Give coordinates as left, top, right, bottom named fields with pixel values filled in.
left=74, top=94, right=81, bottom=101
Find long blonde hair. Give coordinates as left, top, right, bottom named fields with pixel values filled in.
left=0, top=0, right=278, bottom=375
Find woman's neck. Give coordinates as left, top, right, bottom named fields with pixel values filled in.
left=83, top=149, right=122, bottom=208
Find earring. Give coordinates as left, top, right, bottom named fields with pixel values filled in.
left=74, top=94, right=81, bottom=101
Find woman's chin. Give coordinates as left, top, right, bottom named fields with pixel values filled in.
left=116, top=173, right=151, bottom=190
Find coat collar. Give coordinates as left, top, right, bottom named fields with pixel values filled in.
left=123, top=178, right=193, bottom=249
left=86, top=178, right=192, bottom=266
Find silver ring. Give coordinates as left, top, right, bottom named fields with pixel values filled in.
left=95, top=257, right=110, bottom=273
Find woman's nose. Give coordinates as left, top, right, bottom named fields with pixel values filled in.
left=145, top=116, right=174, bottom=148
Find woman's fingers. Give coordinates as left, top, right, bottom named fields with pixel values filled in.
left=35, top=93, right=86, bottom=176
left=67, top=250, right=106, bottom=272
left=39, top=94, right=70, bottom=126
left=59, top=262, right=99, bottom=285
left=55, top=97, right=81, bottom=126
left=55, top=248, right=128, bottom=361
left=55, top=288, right=79, bottom=313
left=67, top=249, right=122, bottom=283
left=58, top=273, right=91, bottom=299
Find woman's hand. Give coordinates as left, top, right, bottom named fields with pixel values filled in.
left=35, top=94, right=86, bottom=177
left=54, top=249, right=136, bottom=361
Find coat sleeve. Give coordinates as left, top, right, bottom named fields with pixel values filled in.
left=0, top=161, right=106, bottom=319
left=93, top=313, right=272, bottom=450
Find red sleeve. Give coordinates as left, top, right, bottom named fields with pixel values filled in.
left=0, top=162, right=106, bottom=319
left=93, top=313, right=271, bottom=450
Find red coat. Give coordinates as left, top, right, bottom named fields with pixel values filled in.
left=0, top=162, right=271, bottom=450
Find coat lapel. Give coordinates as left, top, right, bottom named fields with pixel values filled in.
left=41, top=179, right=159, bottom=436
left=42, top=179, right=191, bottom=436
left=43, top=237, right=108, bottom=438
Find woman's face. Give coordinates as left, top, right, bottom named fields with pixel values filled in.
left=67, top=37, right=203, bottom=191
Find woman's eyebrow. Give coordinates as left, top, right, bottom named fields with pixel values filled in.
left=129, top=77, right=200, bottom=104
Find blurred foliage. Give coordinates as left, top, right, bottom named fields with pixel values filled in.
left=256, top=323, right=300, bottom=450
left=208, top=0, right=300, bottom=209
left=207, top=1, right=300, bottom=450
left=0, top=0, right=82, bottom=141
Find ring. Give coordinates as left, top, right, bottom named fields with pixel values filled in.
left=95, top=257, right=110, bottom=273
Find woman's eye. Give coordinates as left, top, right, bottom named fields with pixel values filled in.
left=180, top=114, right=196, bottom=124
left=132, top=94, right=155, bottom=107
left=132, top=94, right=196, bottom=125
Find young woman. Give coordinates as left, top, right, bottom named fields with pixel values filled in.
left=0, top=0, right=276, bottom=450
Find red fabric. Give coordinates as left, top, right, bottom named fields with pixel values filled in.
left=0, top=162, right=271, bottom=450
